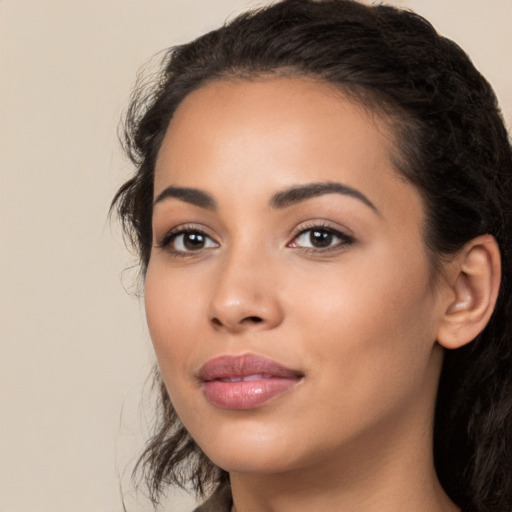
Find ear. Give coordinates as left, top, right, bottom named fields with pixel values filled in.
left=436, top=234, right=501, bottom=350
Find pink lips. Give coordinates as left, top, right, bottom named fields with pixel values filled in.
left=198, top=354, right=303, bottom=410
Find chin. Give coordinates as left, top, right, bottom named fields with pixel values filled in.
left=207, top=445, right=299, bottom=475
left=191, top=416, right=306, bottom=474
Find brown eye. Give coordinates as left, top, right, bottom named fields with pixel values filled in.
left=168, top=230, right=218, bottom=252
left=182, top=232, right=207, bottom=250
left=289, top=226, right=354, bottom=251
left=309, top=230, right=333, bottom=248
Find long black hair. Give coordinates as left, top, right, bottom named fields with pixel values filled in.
left=112, top=1, right=512, bottom=510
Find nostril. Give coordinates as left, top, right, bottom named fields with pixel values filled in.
left=244, top=316, right=263, bottom=323
left=210, top=314, right=265, bottom=330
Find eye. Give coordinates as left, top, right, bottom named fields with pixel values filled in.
left=159, top=228, right=219, bottom=254
left=288, top=226, right=354, bottom=250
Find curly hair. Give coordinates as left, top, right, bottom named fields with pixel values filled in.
left=111, top=1, right=512, bottom=510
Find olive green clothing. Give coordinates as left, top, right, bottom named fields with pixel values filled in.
left=192, top=482, right=232, bottom=512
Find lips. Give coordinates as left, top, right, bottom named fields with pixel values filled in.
left=198, top=354, right=303, bottom=409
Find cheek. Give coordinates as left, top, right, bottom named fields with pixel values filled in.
left=291, top=249, right=439, bottom=410
left=144, top=261, right=205, bottom=384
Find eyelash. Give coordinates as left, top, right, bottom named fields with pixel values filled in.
left=156, top=223, right=354, bottom=257
left=288, top=223, right=355, bottom=253
left=157, top=225, right=218, bottom=257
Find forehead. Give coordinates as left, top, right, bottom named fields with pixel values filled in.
left=158, top=78, right=394, bottom=176
left=154, top=77, right=421, bottom=222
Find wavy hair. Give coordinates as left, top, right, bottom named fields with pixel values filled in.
left=111, top=1, right=512, bottom=510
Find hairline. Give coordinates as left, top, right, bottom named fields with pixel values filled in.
left=152, top=67, right=446, bottom=285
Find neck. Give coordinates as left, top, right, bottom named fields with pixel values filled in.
left=229, top=401, right=458, bottom=512
left=230, top=463, right=456, bottom=512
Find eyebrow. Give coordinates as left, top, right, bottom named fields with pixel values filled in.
left=153, top=186, right=217, bottom=210
left=153, top=181, right=378, bottom=214
left=270, top=181, right=379, bottom=213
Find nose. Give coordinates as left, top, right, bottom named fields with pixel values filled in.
left=208, top=250, right=284, bottom=334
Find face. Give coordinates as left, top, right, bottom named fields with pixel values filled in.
left=145, top=77, right=447, bottom=477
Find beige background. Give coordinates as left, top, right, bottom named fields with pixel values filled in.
left=1, top=1, right=510, bottom=511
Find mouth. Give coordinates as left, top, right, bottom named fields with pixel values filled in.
left=197, top=354, right=304, bottom=410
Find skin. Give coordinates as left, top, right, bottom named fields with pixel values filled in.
left=145, top=77, right=462, bottom=511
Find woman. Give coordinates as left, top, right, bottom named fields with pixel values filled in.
left=112, top=0, right=512, bottom=510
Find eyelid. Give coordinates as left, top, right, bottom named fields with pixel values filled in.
left=287, top=221, right=355, bottom=251
left=156, top=223, right=219, bottom=250
left=154, top=220, right=354, bottom=255
left=289, top=219, right=354, bottom=240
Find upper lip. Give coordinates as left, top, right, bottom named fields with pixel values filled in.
left=198, top=354, right=304, bottom=382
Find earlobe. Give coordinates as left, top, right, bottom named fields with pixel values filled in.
left=437, top=234, right=501, bottom=350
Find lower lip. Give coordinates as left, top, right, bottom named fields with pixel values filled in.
left=203, top=377, right=299, bottom=409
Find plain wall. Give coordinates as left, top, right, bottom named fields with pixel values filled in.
left=1, top=1, right=510, bottom=511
